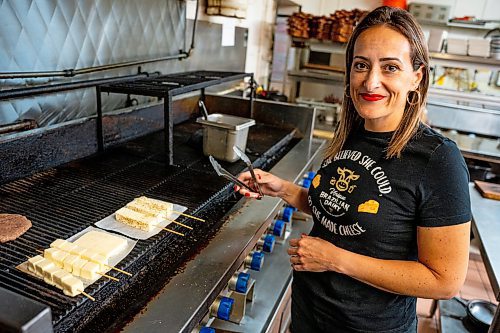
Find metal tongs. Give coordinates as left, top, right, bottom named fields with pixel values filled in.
left=209, top=154, right=263, bottom=199
left=232, top=146, right=264, bottom=198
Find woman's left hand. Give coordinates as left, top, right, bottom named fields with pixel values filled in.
left=288, top=234, right=340, bottom=272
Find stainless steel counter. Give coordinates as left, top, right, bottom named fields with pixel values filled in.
left=121, top=138, right=325, bottom=333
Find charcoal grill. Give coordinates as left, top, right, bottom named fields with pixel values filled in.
left=0, top=74, right=323, bottom=333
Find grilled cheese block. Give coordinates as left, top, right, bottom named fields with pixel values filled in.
left=81, top=262, right=101, bottom=280
left=133, top=196, right=173, bottom=215
left=43, top=266, right=59, bottom=285
left=126, top=201, right=166, bottom=218
left=115, top=207, right=161, bottom=232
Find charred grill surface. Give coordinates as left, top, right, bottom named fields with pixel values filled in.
left=0, top=119, right=298, bottom=332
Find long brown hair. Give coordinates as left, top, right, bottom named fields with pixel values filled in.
left=325, top=6, right=429, bottom=160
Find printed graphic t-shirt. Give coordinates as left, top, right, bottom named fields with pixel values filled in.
left=294, top=124, right=472, bottom=332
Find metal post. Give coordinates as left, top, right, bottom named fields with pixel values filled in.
left=165, top=93, right=174, bottom=165
left=95, top=86, right=104, bottom=152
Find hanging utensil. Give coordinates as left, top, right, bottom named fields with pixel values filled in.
left=198, top=100, right=209, bottom=120
left=233, top=146, right=264, bottom=198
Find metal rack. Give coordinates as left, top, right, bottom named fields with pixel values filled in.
left=97, top=70, right=255, bottom=164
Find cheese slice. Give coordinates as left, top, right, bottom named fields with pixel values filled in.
left=81, top=262, right=101, bottom=280
left=115, top=207, right=161, bottom=232
left=133, top=196, right=173, bottom=215
left=73, top=230, right=127, bottom=259
left=27, top=255, right=45, bottom=273
left=62, top=276, right=84, bottom=297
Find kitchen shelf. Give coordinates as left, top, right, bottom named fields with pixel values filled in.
left=418, top=20, right=498, bottom=30
left=287, top=69, right=344, bottom=83
left=430, top=52, right=500, bottom=68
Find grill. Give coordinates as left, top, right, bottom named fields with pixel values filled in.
left=0, top=117, right=298, bottom=332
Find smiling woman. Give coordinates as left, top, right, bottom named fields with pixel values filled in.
left=237, top=6, right=472, bottom=333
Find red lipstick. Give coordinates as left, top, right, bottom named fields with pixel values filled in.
left=360, top=93, right=385, bottom=101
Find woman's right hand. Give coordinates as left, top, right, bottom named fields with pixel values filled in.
left=236, top=169, right=287, bottom=199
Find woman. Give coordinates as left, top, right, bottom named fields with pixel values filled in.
left=236, top=6, right=471, bottom=333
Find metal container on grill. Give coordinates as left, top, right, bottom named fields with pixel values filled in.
left=196, top=114, right=255, bottom=162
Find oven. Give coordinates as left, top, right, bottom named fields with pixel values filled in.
left=0, top=71, right=324, bottom=333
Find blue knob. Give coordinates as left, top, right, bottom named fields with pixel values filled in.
left=217, top=296, right=234, bottom=321
left=272, top=219, right=285, bottom=237
left=286, top=205, right=298, bottom=212
left=262, top=234, right=275, bottom=253
left=282, top=207, right=294, bottom=221
left=250, top=251, right=265, bottom=271
left=235, top=272, right=250, bottom=293
left=306, top=171, right=316, bottom=180
left=200, top=328, right=215, bottom=333
left=302, top=179, right=312, bottom=188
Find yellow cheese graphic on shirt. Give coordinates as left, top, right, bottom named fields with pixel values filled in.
left=312, top=174, right=321, bottom=188
left=358, top=200, right=379, bottom=214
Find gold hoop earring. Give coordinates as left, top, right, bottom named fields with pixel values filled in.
left=344, top=84, right=351, bottom=98
left=406, top=90, right=420, bottom=106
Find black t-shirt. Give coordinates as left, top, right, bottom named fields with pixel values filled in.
left=294, top=124, right=472, bottom=332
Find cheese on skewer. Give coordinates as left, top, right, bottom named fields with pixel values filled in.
left=43, top=266, right=59, bottom=285
left=115, top=207, right=161, bottom=232
left=126, top=201, right=166, bottom=218
left=63, top=255, right=80, bottom=273
left=72, top=258, right=88, bottom=277
left=59, top=242, right=77, bottom=253
left=81, top=262, right=101, bottom=280
left=44, top=248, right=59, bottom=262
left=50, top=239, right=68, bottom=249
left=27, top=255, right=45, bottom=273
left=34, top=259, right=55, bottom=278
left=62, top=276, right=84, bottom=297
left=133, top=196, right=173, bottom=215
left=53, top=270, right=72, bottom=289
left=51, top=250, right=69, bottom=268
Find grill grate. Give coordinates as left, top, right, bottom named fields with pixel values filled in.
left=0, top=119, right=298, bottom=332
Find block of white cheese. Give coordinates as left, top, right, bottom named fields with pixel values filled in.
left=115, top=207, right=161, bottom=232
left=73, top=230, right=128, bottom=259
left=62, top=276, right=84, bottom=297
left=59, top=242, right=78, bottom=253
left=27, top=255, right=45, bottom=274
left=81, top=262, right=101, bottom=280
left=71, top=245, right=88, bottom=257
left=63, top=254, right=79, bottom=273
left=133, top=196, right=173, bottom=216
left=50, top=239, right=69, bottom=249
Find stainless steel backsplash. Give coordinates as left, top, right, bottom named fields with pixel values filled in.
left=0, top=0, right=247, bottom=127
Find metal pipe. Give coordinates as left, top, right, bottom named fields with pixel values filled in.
left=0, top=73, right=158, bottom=101
left=0, top=54, right=187, bottom=80
left=0, top=119, right=37, bottom=135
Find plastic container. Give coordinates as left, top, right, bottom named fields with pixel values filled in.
left=197, top=114, right=255, bottom=162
